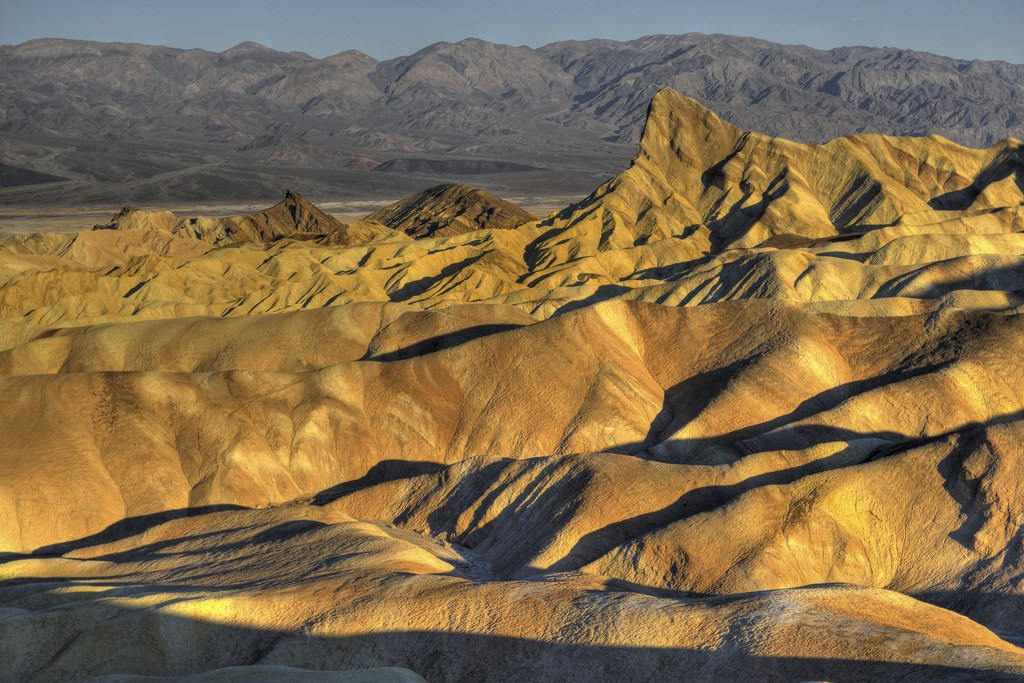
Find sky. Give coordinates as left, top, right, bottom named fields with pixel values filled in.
left=1, top=0, right=1022, bottom=64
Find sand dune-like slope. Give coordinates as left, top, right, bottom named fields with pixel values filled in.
left=4, top=505, right=1024, bottom=682
left=2, top=89, right=1024, bottom=681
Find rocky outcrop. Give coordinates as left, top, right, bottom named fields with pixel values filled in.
left=367, top=183, right=537, bottom=237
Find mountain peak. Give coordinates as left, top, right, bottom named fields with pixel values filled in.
left=639, top=89, right=742, bottom=156
left=259, top=190, right=343, bottom=234
left=552, top=87, right=1024, bottom=258
left=324, top=49, right=378, bottom=65
left=223, top=41, right=274, bottom=55
left=367, top=183, right=537, bottom=238
left=283, top=188, right=308, bottom=204
left=632, top=88, right=745, bottom=188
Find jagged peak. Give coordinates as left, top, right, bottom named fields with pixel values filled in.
left=638, top=88, right=745, bottom=143
left=551, top=87, right=1024, bottom=258
left=282, top=188, right=310, bottom=205
left=261, top=189, right=341, bottom=228
left=646, top=88, right=723, bottom=122
left=631, top=88, right=748, bottom=178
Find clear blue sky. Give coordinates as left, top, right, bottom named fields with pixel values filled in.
left=1, top=0, right=1021, bottom=63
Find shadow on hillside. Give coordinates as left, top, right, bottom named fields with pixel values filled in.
left=704, top=166, right=788, bottom=250
left=627, top=357, right=957, bottom=459
left=387, top=253, right=484, bottom=303
left=25, top=504, right=249, bottom=559
left=553, top=411, right=1024, bottom=573
left=422, top=456, right=592, bottom=557
left=554, top=283, right=634, bottom=313
left=361, top=324, right=522, bottom=361
left=0, top=595, right=1020, bottom=682
left=314, top=459, right=447, bottom=505
left=874, top=261, right=1024, bottom=300
left=928, top=148, right=1024, bottom=210
left=546, top=446, right=859, bottom=572
left=915, top=588, right=1024, bottom=648
left=3, top=417, right=1024, bottom=678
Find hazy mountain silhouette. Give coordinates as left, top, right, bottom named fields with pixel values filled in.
left=1, top=34, right=1021, bottom=204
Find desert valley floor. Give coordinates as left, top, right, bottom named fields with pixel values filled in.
left=1, top=89, right=1024, bottom=681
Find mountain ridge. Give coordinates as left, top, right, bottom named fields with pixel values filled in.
left=544, top=89, right=1024, bottom=259
left=1, top=33, right=1022, bottom=205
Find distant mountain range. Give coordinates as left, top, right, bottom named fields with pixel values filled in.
left=1, top=34, right=1022, bottom=205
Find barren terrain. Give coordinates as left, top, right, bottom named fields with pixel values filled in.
left=1, top=90, right=1023, bottom=681
left=2, top=34, right=1023, bottom=207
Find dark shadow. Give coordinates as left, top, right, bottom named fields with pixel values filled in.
left=914, top=590, right=1024, bottom=650
left=635, top=356, right=755, bottom=451
left=362, top=324, right=521, bottom=362
left=534, top=194, right=598, bottom=230
left=698, top=159, right=896, bottom=251
left=552, top=284, right=634, bottom=314
left=934, top=427, right=1024, bottom=608
left=122, top=278, right=150, bottom=298
left=313, top=459, right=447, bottom=505
left=624, top=250, right=718, bottom=284
left=550, top=411, right=1024, bottom=573
left=84, top=525, right=278, bottom=565
left=521, top=222, right=589, bottom=275
left=704, top=164, right=786, bottom=253
left=874, top=262, right=1024, bottom=301
left=549, top=446, right=864, bottom=572
left=422, top=458, right=591, bottom=564
left=633, top=354, right=955, bottom=460
left=700, top=134, right=751, bottom=192
left=417, top=458, right=517, bottom=535
left=387, top=253, right=484, bottom=302
left=28, top=504, right=249, bottom=558
left=757, top=231, right=867, bottom=249
left=929, top=147, right=1024, bottom=210
left=0, top=610, right=1018, bottom=682
left=829, top=175, right=884, bottom=229
left=938, top=429, right=993, bottom=552
left=930, top=184, right=982, bottom=211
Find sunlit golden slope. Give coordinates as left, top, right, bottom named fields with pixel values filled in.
left=93, top=190, right=352, bottom=245
left=547, top=88, right=1024, bottom=253
left=2, top=94, right=1022, bottom=337
left=3, top=505, right=1023, bottom=682
left=2, top=89, right=1024, bottom=682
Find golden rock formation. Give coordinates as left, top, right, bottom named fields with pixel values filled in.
left=93, top=190, right=353, bottom=245
left=366, top=183, right=538, bottom=237
left=1, top=89, right=1023, bottom=681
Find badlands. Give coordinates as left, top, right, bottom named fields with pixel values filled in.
left=1, top=89, right=1024, bottom=681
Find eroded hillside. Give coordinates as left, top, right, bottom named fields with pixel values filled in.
left=1, top=90, right=1024, bottom=682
